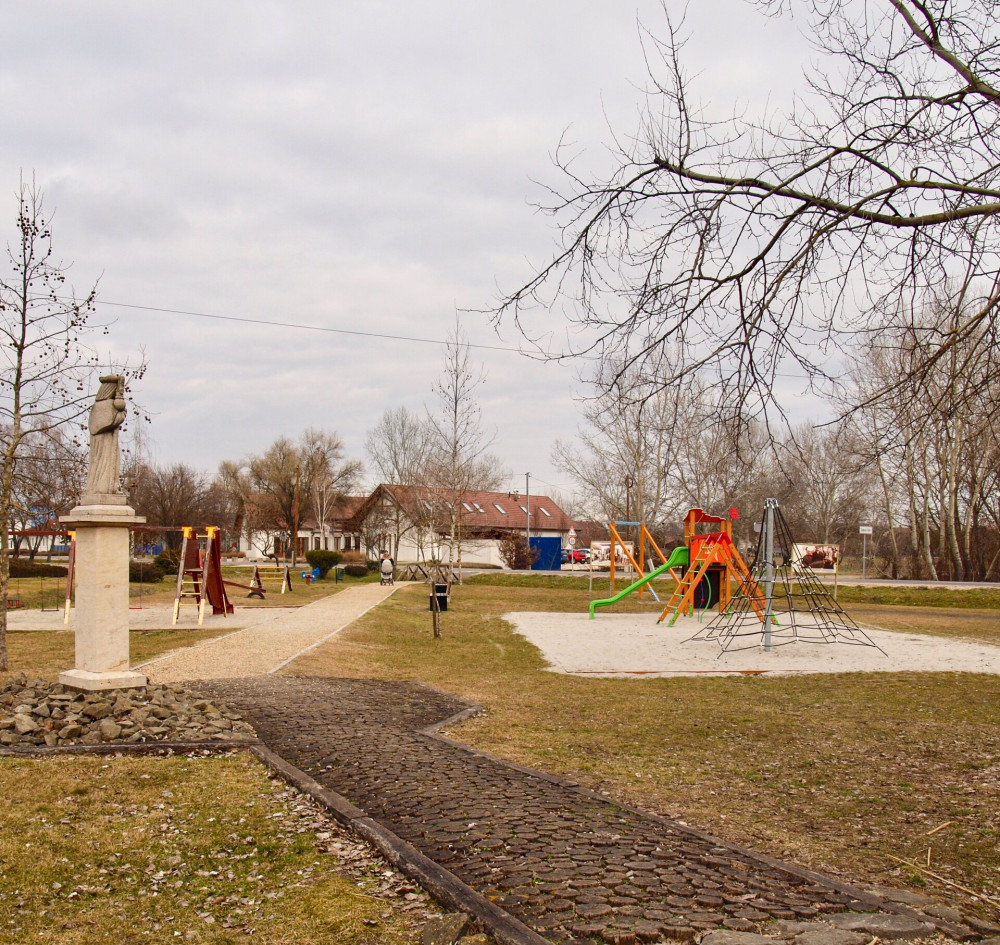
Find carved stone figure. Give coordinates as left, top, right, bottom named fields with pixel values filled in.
left=82, top=375, right=127, bottom=501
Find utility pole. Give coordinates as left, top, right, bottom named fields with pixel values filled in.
left=525, top=473, right=531, bottom=541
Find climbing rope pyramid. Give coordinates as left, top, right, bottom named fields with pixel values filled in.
left=684, top=499, right=886, bottom=656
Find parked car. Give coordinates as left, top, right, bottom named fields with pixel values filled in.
left=561, top=548, right=587, bottom=564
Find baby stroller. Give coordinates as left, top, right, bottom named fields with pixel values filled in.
left=379, top=555, right=394, bottom=586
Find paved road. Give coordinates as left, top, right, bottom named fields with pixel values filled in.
left=200, top=675, right=946, bottom=945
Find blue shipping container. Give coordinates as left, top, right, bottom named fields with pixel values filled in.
left=530, top=536, right=561, bottom=570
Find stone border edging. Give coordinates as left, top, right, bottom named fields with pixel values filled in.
left=248, top=743, right=551, bottom=945
left=0, top=738, right=259, bottom=758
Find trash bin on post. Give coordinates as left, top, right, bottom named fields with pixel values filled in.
left=429, top=583, right=449, bottom=612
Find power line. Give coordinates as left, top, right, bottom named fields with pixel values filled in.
left=93, top=297, right=837, bottom=383
left=97, top=298, right=533, bottom=355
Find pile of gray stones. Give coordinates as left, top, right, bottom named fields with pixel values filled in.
left=0, top=674, right=257, bottom=748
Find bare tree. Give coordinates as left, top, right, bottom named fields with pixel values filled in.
left=7, top=427, right=86, bottom=559
left=217, top=459, right=278, bottom=560
left=850, top=295, right=1000, bottom=579
left=0, top=179, right=127, bottom=671
left=499, top=0, right=1000, bottom=426
left=364, top=407, right=435, bottom=558
left=425, top=321, right=506, bottom=572
left=240, top=429, right=361, bottom=564
left=128, top=462, right=214, bottom=547
left=778, top=423, right=874, bottom=546
left=552, top=362, right=694, bottom=527
left=365, top=406, right=433, bottom=487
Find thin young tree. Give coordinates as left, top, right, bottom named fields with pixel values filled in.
left=0, top=180, right=102, bottom=671
left=425, top=322, right=505, bottom=575
left=365, top=407, right=435, bottom=558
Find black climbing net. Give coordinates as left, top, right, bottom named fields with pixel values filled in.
left=684, top=502, right=886, bottom=656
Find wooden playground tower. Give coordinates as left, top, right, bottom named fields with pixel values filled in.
left=172, top=526, right=294, bottom=625
left=173, top=526, right=235, bottom=625
left=657, top=508, right=769, bottom=626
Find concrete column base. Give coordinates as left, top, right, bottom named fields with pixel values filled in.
left=60, top=503, right=147, bottom=693
left=58, top=668, right=148, bottom=692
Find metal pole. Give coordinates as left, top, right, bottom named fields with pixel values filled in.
left=763, top=498, right=775, bottom=652
left=525, top=473, right=530, bottom=541
left=862, top=533, right=867, bottom=579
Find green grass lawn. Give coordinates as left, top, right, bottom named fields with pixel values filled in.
left=288, top=579, right=1000, bottom=912
left=4, top=574, right=999, bottom=932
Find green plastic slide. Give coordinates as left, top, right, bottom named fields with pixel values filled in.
left=589, top=546, right=688, bottom=619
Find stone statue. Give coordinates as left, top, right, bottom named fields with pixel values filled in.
left=82, top=375, right=127, bottom=502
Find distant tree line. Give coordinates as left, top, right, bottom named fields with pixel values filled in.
left=557, top=312, right=1000, bottom=582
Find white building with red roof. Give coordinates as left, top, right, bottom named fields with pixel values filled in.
left=349, top=484, right=575, bottom=568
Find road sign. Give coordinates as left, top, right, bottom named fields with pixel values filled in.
left=859, top=525, right=873, bottom=535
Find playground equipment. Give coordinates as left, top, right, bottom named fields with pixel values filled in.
left=657, top=507, right=767, bottom=626
left=603, top=522, right=670, bottom=594
left=246, top=563, right=292, bottom=596
left=590, top=555, right=675, bottom=618
left=172, top=527, right=235, bottom=626
left=685, top=499, right=885, bottom=654
left=590, top=520, right=709, bottom=617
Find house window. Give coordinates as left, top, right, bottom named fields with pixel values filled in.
left=519, top=506, right=528, bottom=514
left=462, top=502, right=474, bottom=512
left=493, top=503, right=507, bottom=514
left=538, top=507, right=552, bottom=517
left=473, top=502, right=485, bottom=513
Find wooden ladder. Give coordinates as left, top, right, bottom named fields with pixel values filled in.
left=172, top=527, right=204, bottom=625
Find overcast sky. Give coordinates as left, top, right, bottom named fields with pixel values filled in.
left=2, top=2, right=812, bottom=503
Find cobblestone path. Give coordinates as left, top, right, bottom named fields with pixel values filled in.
left=201, top=676, right=944, bottom=945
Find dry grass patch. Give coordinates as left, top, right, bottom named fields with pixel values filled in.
left=0, top=629, right=231, bottom=682
left=6, top=570, right=352, bottom=613
left=849, top=604, right=1000, bottom=644
left=289, top=581, right=1000, bottom=915
left=0, top=751, right=437, bottom=944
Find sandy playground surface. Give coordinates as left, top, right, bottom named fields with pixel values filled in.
left=505, top=611, right=1000, bottom=677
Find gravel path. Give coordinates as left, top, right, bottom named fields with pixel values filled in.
left=140, top=583, right=400, bottom=682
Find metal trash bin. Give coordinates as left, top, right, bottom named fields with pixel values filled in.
left=429, top=583, right=449, bottom=612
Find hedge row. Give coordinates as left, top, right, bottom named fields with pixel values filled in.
left=9, top=559, right=69, bottom=579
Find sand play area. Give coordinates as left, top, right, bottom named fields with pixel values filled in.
left=506, top=611, right=1000, bottom=677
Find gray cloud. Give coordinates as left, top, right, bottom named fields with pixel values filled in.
left=1, top=1, right=819, bottom=495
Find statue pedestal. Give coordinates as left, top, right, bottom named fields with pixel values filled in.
left=58, top=504, right=148, bottom=692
